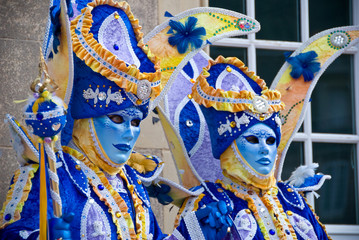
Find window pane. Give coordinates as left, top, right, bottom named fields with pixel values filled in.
left=309, top=0, right=352, bottom=36
left=209, top=46, right=247, bottom=64
left=281, top=142, right=304, bottom=181
left=255, top=0, right=300, bottom=41
left=311, top=55, right=355, bottom=134
left=256, top=49, right=287, bottom=87
left=313, top=143, right=358, bottom=224
left=209, top=0, right=245, bottom=13
left=209, top=0, right=247, bottom=39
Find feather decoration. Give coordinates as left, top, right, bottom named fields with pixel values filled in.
left=168, top=16, right=206, bottom=54
left=287, top=163, right=319, bottom=187
left=286, top=51, right=320, bottom=82
left=164, top=11, right=174, bottom=18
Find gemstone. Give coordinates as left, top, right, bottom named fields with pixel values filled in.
left=187, top=94, right=192, bottom=99
left=4, top=214, right=11, bottom=221
left=230, top=121, right=236, bottom=128
left=226, top=66, right=232, bottom=72
left=330, top=32, right=348, bottom=48
left=98, top=92, right=107, bottom=101
left=252, top=96, right=269, bottom=113
left=267, top=191, right=271, bottom=195
left=287, top=210, right=293, bottom=216
left=260, top=207, right=265, bottom=213
left=269, top=229, right=275, bottom=235
left=44, top=137, right=52, bottom=143
left=113, top=44, right=119, bottom=50
left=89, top=198, right=95, bottom=204
left=245, top=23, right=251, bottom=28
left=217, top=188, right=223, bottom=192
left=186, top=120, right=193, bottom=127
left=285, top=229, right=290, bottom=235
left=98, top=184, right=104, bottom=190
left=36, top=113, right=44, bottom=121
left=245, top=209, right=251, bottom=214
left=75, top=165, right=81, bottom=170
left=52, top=122, right=61, bottom=131
left=247, top=190, right=254, bottom=195
left=287, top=188, right=293, bottom=192
left=114, top=12, right=120, bottom=19
left=190, top=78, right=195, bottom=83
left=137, top=179, right=142, bottom=185
left=137, top=80, right=151, bottom=100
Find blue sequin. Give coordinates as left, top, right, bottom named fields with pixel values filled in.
left=36, top=113, right=44, bottom=121
left=4, top=214, right=11, bottom=221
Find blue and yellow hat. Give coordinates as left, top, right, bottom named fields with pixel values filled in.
left=191, top=56, right=285, bottom=159
left=69, top=0, right=161, bottom=120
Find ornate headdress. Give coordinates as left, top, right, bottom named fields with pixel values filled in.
left=191, top=56, right=284, bottom=159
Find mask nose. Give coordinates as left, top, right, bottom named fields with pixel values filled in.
left=259, top=140, right=269, bottom=155
left=122, top=123, right=134, bottom=141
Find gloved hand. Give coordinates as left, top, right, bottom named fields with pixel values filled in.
left=146, top=183, right=173, bottom=205
left=195, top=201, right=233, bottom=240
left=49, top=212, right=74, bottom=240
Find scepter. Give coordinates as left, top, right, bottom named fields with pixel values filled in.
left=24, top=51, right=67, bottom=239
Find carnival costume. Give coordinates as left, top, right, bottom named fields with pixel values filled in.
left=148, top=14, right=359, bottom=239
left=0, top=0, right=259, bottom=239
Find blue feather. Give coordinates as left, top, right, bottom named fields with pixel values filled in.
left=286, top=51, right=320, bottom=81
left=167, top=16, right=206, bottom=54
left=164, top=11, right=174, bottom=18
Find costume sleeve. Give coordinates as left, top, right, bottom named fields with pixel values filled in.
left=0, top=164, right=45, bottom=240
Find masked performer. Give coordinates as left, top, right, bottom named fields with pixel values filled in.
left=175, top=56, right=332, bottom=240
left=0, top=1, right=232, bottom=239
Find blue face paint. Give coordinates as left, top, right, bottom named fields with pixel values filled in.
left=92, top=107, right=143, bottom=164
left=235, top=123, right=277, bottom=175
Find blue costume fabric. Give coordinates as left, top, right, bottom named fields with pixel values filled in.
left=0, top=149, right=205, bottom=240
left=177, top=180, right=330, bottom=240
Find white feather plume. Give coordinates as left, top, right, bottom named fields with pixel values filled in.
left=287, top=163, right=319, bottom=187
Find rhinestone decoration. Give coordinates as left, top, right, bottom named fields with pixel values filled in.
left=113, top=44, right=119, bottom=50
left=36, top=113, right=44, bottom=121
left=51, top=122, right=62, bottom=131
left=98, top=92, right=107, bottom=101
left=330, top=32, right=348, bottom=48
left=328, top=30, right=351, bottom=50
left=252, top=96, right=269, bottom=113
left=136, top=80, right=151, bottom=100
left=186, top=120, right=193, bottom=127
left=269, top=229, right=275, bottom=235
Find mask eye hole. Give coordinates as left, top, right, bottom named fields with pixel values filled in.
left=245, top=136, right=259, bottom=144
left=131, top=119, right=141, bottom=127
left=266, top=136, right=276, bottom=145
left=108, top=115, right=124, bottom=124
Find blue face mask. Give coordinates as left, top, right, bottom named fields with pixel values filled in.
left=92, top=107, right=143, bottom=164
left=235, top=123, right=277, bottom=175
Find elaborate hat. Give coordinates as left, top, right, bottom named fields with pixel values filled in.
left=42, top=0, right=162, bottom=144
left=191, top=56, right=284, bottom=159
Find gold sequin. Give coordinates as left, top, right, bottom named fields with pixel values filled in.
left=230, top=121, right=236, bottom=128
left=136, top=99, right=142, bottom=105
left=116, top=211, right=122, bottom=218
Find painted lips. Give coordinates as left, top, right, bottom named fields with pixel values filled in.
left=113, top=143, right=131, bottom=152
left=256, top=158, right=271, bottom=165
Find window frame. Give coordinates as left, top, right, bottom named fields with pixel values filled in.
left=210, top=0, right=359, bottom=238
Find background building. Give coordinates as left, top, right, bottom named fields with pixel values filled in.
left=0, top=0, right=358, bottom=239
